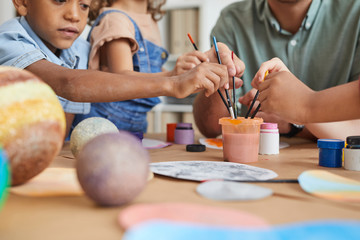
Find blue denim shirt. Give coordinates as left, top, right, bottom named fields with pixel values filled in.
left=73, top=10, right=168, bottom=132
left=0, top=17, right=91, bottom=114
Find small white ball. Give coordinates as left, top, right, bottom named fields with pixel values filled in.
left=70, top=117, right=118, bottom=158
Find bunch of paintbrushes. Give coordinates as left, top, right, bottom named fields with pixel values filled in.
left=187, top=34, right=237, bottom=119
left=245, top=71, right=268, bottom=119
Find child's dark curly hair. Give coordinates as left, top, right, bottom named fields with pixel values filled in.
left=88, top=0, right=166, bottom=24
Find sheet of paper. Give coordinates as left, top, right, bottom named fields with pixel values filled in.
left=196, top=180, right=273, bottom=201
left=150, top=161, right=278, bottom=181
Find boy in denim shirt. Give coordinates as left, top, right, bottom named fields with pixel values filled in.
left=0, top=0, right=243, bottom=137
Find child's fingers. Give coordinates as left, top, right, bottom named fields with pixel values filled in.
left=238, top=88, right=257, bottom=107
left=186, top=51, right=209, bottom=63
left=252, top=66, right=271, bottom=89
left=230, top=53, right=245, bottom=78
left=210, top=63, right=229, bottom=90
left=202, top=77, right=216, bottom=97
left=203, top=63, right=230, bottom=96
left=251, top=57, right=289, bottom=89
left=234, top=77, right=244, bottom=89
left=218, top=47, right=245, bottom=77
left=177, top=62, right=197, bottom=71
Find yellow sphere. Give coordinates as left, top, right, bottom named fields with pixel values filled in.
left=0, top=67, right=65, bottom=185
left=70, top=117, right=118, bottom=158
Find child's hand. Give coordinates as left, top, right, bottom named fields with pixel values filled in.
left=174, top=51, right=209, bottom=75
left=238, top=88, right=258, bottom=109
left=251, top=57, right=290, bottom=89
left=172, top=62, right=229, bottom=98
left=205, top=42, right=245, bottom=82
left=258, top=71, right=314, bottom=124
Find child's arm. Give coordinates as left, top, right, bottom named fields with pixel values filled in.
left=101, top=38, right=134, bottom=72
left=25, top=59, right=229, bottom=101
left=256, top=62, right=360, bottom=123
left=173, top=51, right=210, bottom=75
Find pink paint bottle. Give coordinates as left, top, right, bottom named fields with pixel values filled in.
left=174, top=123, right=194, bottom=145
left=219, top=117, right=263, bottom=163
left=259, top=123, right=279, bottom=155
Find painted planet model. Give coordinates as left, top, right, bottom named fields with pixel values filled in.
left=0, top=67, right=65, bottom=185
left=70, top=117, right=118, bottom=158
left=76, top=131, right=150, bottom=206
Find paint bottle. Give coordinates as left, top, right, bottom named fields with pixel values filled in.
left=259, top=123, right=279, bottom=155
left=317, top=139, right=345, bottom=168
left=344, top=136, right=360, bottom=171
left=166, top=123, right=177, bottom=142
left=174, top=123, right=194, bottom=145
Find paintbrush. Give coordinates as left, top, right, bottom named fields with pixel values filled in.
left=187, top=33, right=198, bottom=51
left=245, top=90, right=259, bottom=118
left=212, top=36, right=235, bottom=119
left=245, top=70, right=269, bottom=118
left=231, top=51, right=237, bottom=119
left=203, top=179, right=299, bottom=183
left=229, top=179, right=298, bottom=183
left=251, top=103, right=261, bottom=119
left=187, top=33, right=230, bottom=114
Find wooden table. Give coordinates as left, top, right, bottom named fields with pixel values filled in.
left=1, top=135, right=360, bottom=240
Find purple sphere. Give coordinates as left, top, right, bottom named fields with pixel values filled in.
left=76, top=131, right=149, bottom=206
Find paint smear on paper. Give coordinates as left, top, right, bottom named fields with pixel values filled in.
left=119, top=202, right=269, bottom=230
left=298, top=170, right=360, bottom=202
left=10, top=168, right=83, bottom=197
left=199, top=138, right=223, bottom=149
left=142, top=138, right=171, bottom=149
left=122, top=220, right=360, bottom=240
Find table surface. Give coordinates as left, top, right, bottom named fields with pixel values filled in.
left=1, top=135, right=360, bottom=240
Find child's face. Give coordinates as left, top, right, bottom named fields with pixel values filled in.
left=19, top=0, right=92, bottom=53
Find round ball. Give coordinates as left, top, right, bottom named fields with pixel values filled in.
left=70, top=117, right=118, bottom=158
left=76, top=131, right=149, bottom=206
left=0, top=67, right=65, bottom=186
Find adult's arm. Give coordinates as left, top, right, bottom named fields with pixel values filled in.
left=193, top=89, right=231, bottom=138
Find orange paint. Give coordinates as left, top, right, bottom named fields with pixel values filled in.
left=205, top=138, right=223, bottom=148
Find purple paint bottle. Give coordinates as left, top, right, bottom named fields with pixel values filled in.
left=174, top=123, right=194, bottom=145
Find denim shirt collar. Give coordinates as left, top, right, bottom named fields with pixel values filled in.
left=256, top=0, right=322, bottom=35
left=19, top=16, right=80, bottom=69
